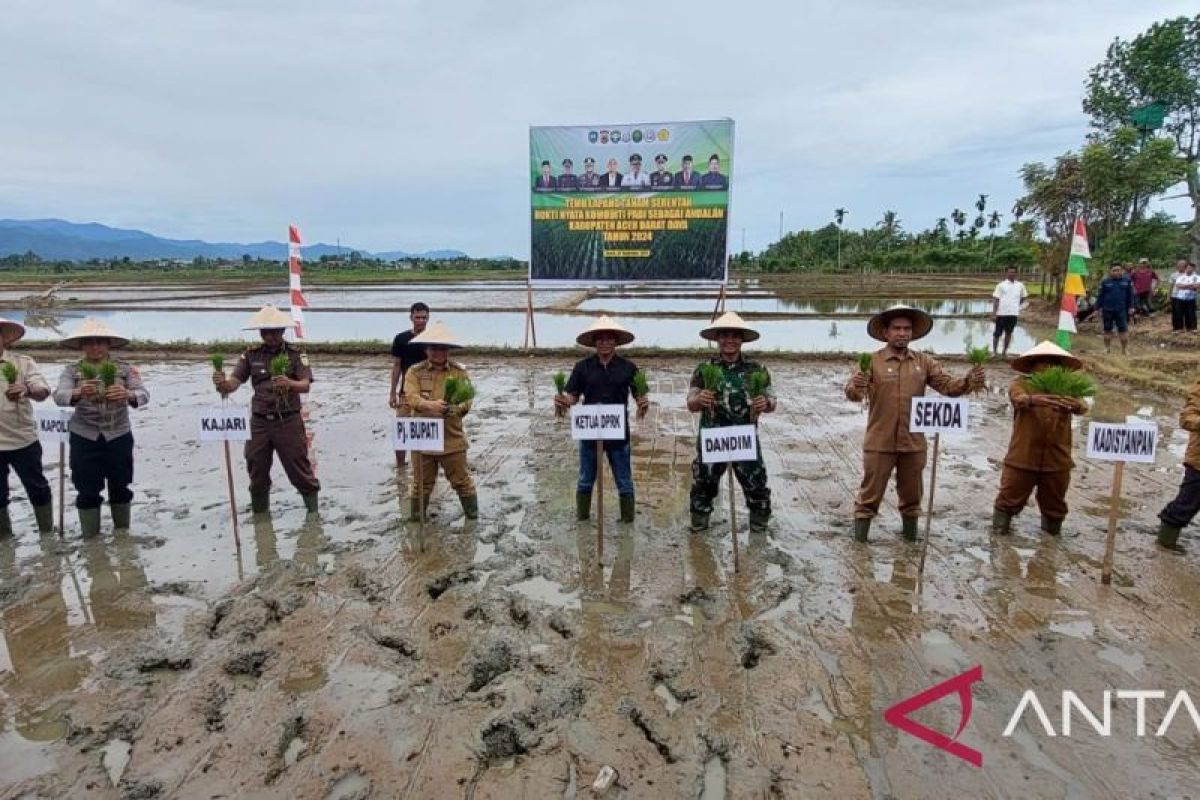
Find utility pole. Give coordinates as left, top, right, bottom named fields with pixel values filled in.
left=741, top=227, right=746, bottom=253
left=778, top=211, right=784, bottom=241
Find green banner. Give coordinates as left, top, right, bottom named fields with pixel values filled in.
left=530, top=119, right=733, bottom=283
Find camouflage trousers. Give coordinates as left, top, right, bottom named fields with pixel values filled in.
left=689, top=453, right=771, bottom=519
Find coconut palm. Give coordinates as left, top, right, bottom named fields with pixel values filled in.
left=951, top=209, right=967, bottom=244
left=987, top=211, right=1002, bottom=266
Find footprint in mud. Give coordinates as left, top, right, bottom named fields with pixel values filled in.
left=223, top=648, right=272, bottom=679
left=466, top=640, right=517, bottom=693
left=368, top=628, right=420, bottom=660
left=426, top=566, right=478, bottom=600
left=199, top=682, right=229, bottom=732
left=738, top=627, right=777, bottom=669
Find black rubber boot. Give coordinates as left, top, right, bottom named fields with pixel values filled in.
left=460, top=494, right=479, bottom=520
left=78, top=507, right=102, bottom=538
left=853, top=518, right=870, bottom=543
left=901, top=516, right=919, bottom=542
left=689, top=512, right=710, bottom=533
left=1157, top=522, right=1185, bottom=553
left=749, top=511, right=770, bottom=534
left=302, top=492, right=319, bottom=514
left=1041, top=516, right=1063, bottom=536
left=0, top=507, right=11, bottom=538
left=251, top=492, right=270, bottom=514
left=991, top=509, right=1013, bottom=536
left=619, top=496, right=635, bottom=523
left=33, top=504, right=54, bottom=534
left=576, top=492, right=592, bottom=521
left=110, top=503, right=131, bottom=530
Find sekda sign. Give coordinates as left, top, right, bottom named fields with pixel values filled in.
left=909, top=397, right=970, bottom=436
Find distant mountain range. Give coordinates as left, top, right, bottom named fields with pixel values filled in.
left=0, top=219, right=471, bottom=262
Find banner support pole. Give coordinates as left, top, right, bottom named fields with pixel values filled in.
left=524, top=279, right=538, bottom=351
left=1101, top=461, right=1125, bottom=586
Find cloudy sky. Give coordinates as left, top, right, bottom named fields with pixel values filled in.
left=1, top=0, right=1193, bottom=256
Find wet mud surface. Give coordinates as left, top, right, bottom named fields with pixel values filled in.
left=1, top=356, right=1198, bottom=798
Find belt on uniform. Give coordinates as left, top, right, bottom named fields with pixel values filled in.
left=254, top=410, right=299, bottom=421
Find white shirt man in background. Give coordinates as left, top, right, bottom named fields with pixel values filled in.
left=992, top=265, right=1029, bottom=357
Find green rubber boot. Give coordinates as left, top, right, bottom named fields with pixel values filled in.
left=78, top=507, right=102, bottom=538
left=302, top=492, right=319, bottom=514
left=689, top=512, right=710, bottom=533
left=1041, top=516, right=1063, bottom=536
left=991, top=509, right=1013, bottom=536
left=460, top=494, right=479, bottom=520
left=749, top=511, right=770, bottom=534
left=576, top=492, right=592, bottom=521
left=619, top=495, right=635, bottom=523
left=0, top=507, right=11, bottom=538
left=33, top=504, right=54, bottom=534
left=250, top=492, right=270, bottom=514
left=1157, top=522, right=1185, bottom=553
left=853, top=518, right=871, bottom=543
left=110, top=503, right=131, bottom=530
left=901, top=516, right=919, bottom=542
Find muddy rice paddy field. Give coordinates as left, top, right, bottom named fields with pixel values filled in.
left=2, top=353, right=1199, bottom=799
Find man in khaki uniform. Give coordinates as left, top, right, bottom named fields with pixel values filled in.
left=991, top=342, right=1088, bottom=537
left=845, top=306, right=982, bottom=542
left=0, top=316, right=53, bottom=536
left=402, top=320, right=478, bottom=520
left=213, top=306, right=319, bottom=515
left=1157, top=377, right=1200, bottom=552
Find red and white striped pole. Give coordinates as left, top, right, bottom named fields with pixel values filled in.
left=288, top=225, right=317, bottom=473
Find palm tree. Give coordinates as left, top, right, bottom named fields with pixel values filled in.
left=935, top=217, right=949, bottom=243
left=987, top=211, right=1002, bottom=266
left=951, top=209, right=966, bottom=244
left=834, top=208, right=848, bottom=269
left=879, top=210, right=900, bottom=251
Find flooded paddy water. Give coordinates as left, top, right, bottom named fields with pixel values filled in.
left=1, top=355, right=1198, bottom=798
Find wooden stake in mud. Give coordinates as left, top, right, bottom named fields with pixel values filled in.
left=415, top=451, right=426, bottom=548
left=57, top=442, right=65, bottom=536
left=728, top=468, right=739, bottom=573
left=523, top=279, right=538, bottom=350
left=222, top=440, right=241, bottom=557
left=918, top=433, right=941, bottom=578
left=711, top=282, right=728, bottom=322
left=595, top=440, right=604, bottom=562
left=1101, top=461, right=1125, bottom=586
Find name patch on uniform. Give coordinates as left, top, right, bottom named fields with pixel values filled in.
left=570, top=404, right=626, bottom=441
left=393, top=417, right=445, bottom=453
left=700, top=425, right=758, bottom=464
left=909, top=397, right=970, bottom=435
left=1086, top=421, right=1157, bottom=463
left=198, top=406, right=252, bottom=442
left=35, top=408, right=74, bottom=444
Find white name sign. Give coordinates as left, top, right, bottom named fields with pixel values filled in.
left=198, top=406, right=252, bottom=442
left=1086, top=421, right=1157, bottom=464
left=35, top=408, right=74, bottom=444
left=393, top=417, right=445, bottom=453
left=570, top=404, right=626, bottom=441
left=700, top=425, right=758, bottom=464
left=910, top=397, right=970, bottom=435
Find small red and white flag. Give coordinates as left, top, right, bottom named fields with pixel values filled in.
left=288, top=225, right=308, bottom=339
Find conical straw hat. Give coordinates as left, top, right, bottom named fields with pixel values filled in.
left=867, top=305, right=933, bottom=342
left=1012, top=340, right=1083, bottom=374
left=60, top=317, right=130, bottom=349
left=410, top=320, right=463, bottom=349
left=242, top=305, right=296, bottom=331
left=700, top=311, right=760, bottom=343
left=0, top=317, right=26, bottom=344
left=576, top=315, right=635, bottom=347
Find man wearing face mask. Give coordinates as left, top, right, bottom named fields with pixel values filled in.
left=845, top=306, right=983, bottom=543
left=554, top=316, right=649, bottom=524
left=54, top=318, right=149, bottom=536
left=685, top=312, right=776, bottom=534
left=213, top=306, right=319, bottom=516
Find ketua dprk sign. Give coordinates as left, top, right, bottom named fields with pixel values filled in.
left=198, top=406, right=251, bottom=442
left=570, top=404, right=626, bottom=441
left=393, top=417, right=445, bottom=453
left=1086, top=421, right=1157, bottom=464
left=700, top=425, right=758, bottom=464
left=909, top=397, right=970, bottom=435
left=35, top=408, right=74, bottom=445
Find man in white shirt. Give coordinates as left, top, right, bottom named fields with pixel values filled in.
left=623, top=153, right=649, bottom=189
left=1170, top=259, right=1199, bottom=332
left=992, top=266, right=1029, bottom=357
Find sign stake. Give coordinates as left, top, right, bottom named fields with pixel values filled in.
left=918, top=432, right=941, bottom=580
left=1101, top=461, right=1125, bottom=586
left=596, top=440, right=604, bottom=563
left=728, top=468, right=739, bottom=573
left=57, top=441, right=65, bottom=536
left=222, top=440, right=241, bottom=558
left=415, top=451, right=426, bottom=550
left=523, top=279, right=538, bottom=351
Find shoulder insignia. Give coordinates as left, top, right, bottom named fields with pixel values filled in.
left=299, top=353, right=310, bottom=367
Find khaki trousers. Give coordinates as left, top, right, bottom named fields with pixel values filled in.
left=994, top=466, right=1070, bottom=520
left=855, top=450, right=926, bottom=519
left=411, top=451, right=476, bottom=500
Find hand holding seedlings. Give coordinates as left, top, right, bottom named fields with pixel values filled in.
left=2, top=363, right=22, bottom=402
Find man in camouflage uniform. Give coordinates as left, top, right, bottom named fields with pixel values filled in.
left=213, top=306, right=319, bottom=515
left=686, top=312, right=777, bottom=533
left=53, top=318, right=150, bottom=536
left=402, top=320, right=478, bottom=521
